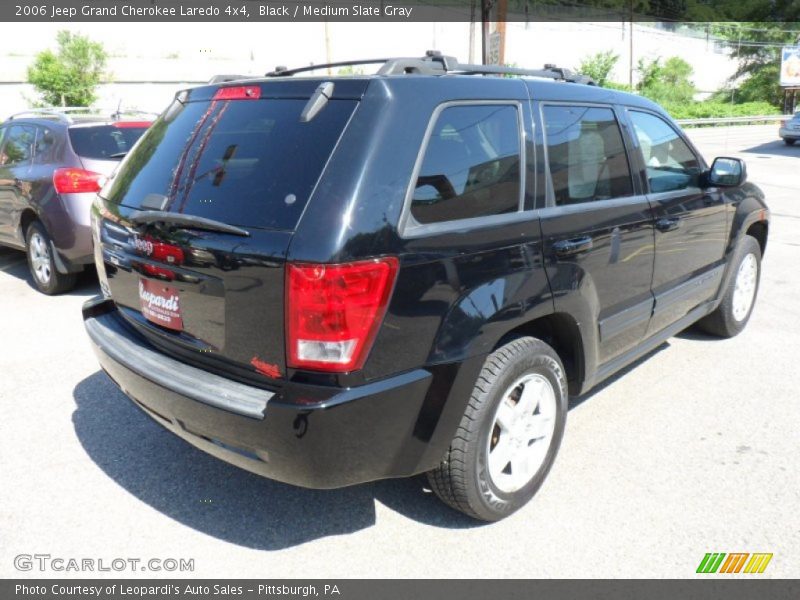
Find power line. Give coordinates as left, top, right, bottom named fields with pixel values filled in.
left=506, top=21, right=798, bottom=50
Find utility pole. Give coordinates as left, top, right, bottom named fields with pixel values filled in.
left=481, top=0, right=507, bottom=65
left=324, top=20, right=332, bottom=75
left=481, top=0, right=492, bottom=64
left=468, top=0, right=476, bottom=63
left=497, top=0, right=507, bottom=66
left=732, top=30, right=742, bottom=108
left=628, top=1, right=634, bottom=89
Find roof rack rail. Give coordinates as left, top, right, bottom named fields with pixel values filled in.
left=264, top=51, right=595, bottom=84
left=108, top=108, right=160, bottom=121
left=266, top=58, right=395, bottom=77
left=208, top=74, right=256, bottom=84
left=8, top=107, right=159, bottom=124
left=8, top=109, right=72, bottom=123
left=450, top=62, right=596, bottom=84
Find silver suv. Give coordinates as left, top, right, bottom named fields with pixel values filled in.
left=779, top=111, right=800, bottom=145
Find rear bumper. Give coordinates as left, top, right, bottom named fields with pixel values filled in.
left=779, top=127, right=800, bottom=140
left=57, top=222, right=93, bottom=266
left=82, top=298, right=468, bottom=489
left=44, top=193, right=95, bottom=269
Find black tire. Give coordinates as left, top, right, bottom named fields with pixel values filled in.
left=25, top=221, right=77, bottom=295
left=427, top=337, right=568, bottom=521
left=696, top=235, right=761, bottom=338
left=783, top=138, right=796, bottom=146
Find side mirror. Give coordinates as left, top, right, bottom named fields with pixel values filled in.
left=709, top=157, right=747, bottom=187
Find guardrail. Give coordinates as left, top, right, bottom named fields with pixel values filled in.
left=676, top=115, right=785, bottom=126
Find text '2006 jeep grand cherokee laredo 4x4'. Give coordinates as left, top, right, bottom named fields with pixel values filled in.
left=83, top=53, right=769, bottom=521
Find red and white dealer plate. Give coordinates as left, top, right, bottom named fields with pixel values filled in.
left=138, top=278, right=183, bottom=331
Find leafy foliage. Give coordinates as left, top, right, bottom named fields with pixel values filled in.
left=636, top=56, right=697, bottom=105
left=591, top=49, right=778, bottom=122
left=603, top=81, right=634, bottom=92
left=27, top=31, right=109, bottom=107
left=336, top=65, right=366, bottom=76
left=662, top=100, right=780, bottom=121
left=578, top=51, right=619, bottom=86
left=503, top=0, right=733, bottom=21
left=712, top=20, right=800, bottom=107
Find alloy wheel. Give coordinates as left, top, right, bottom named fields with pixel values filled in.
left=486, top=373, right=557, bottom=494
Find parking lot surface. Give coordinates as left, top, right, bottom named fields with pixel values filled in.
left=0, top=125, right=798, bottom=578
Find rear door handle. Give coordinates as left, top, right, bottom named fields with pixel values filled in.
left=655, top=217, right=681, bottom=232
left=553, top=236, right=593, bottom=257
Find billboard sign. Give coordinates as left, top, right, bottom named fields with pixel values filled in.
left=780, top=46, right=800, bottom=86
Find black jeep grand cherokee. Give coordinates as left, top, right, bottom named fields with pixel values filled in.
left=83, top=53, right=768, bottom=521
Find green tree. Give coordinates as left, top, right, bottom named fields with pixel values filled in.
left=336, top=65, right=366, bottom=76
left=636, top=56, right=696, bottom=105
left=712, top=21, right=800, bottom=107
left=27, top=31, right=109, bottom=107
left=578, top=51, right=619, bottom=87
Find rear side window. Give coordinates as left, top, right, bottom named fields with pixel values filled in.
left=103, top=98, right=357, bottom=231
left=33, top=126, right=58, bottom=164
left=411, top=104, right=522, bottom=224
left=69, top=125, right=149, bottom=160
left=542, top=105, right=633, bottom=205
left=629, top=111, right=702, bottom=194
left=0, top=125, right=35, bottom=167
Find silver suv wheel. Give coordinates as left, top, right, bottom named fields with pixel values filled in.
left=29, top=231, right=53, bottom=285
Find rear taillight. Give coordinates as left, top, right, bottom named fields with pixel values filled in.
left=212, top=86, right=260, bottom=101
left=286, top=257, right=399, bottom=372
left=53, top=168, right=105, bottom=194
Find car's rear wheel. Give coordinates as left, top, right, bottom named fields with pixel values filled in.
left=426, top=336, right=568, bottom=521
left=784, top=138, right=796, bottom=146
left=696, top=235, right=761, bottom=338
left=26, top=221, right=77, bottom=295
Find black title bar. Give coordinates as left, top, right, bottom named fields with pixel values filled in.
left=3, top=579, right=800, bottom=600
left=3, top=0, right=799, bottom=22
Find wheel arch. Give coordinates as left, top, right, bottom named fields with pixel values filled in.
left=494, top=312, right=586, bottom=396
left=745, top=220, right=768, bottom=257
left=19, top=208, right=38, bottom=243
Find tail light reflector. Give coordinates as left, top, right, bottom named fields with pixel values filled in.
left=53, top=168, right=105, bottom=194
left=286, top=257, right=399, bottom=372
left=149, top=240, right=185, bottom=266
left=138, top=236, right=184, bottom=281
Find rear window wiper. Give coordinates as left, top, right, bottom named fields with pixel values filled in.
left=128, top=210, right=250, bottom=237
left=108, top=152, right=128, bottom=158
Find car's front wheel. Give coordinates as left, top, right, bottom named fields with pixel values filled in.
left=427, top=336, right=568, bottom=521
left=697, top=235, right=761, bottom=338
left=784, top=138, right=796, bottom=146
left=26, top=221, right=77, bottom=295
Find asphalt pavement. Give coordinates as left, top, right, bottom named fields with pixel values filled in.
left=0, top=124, right=797, bottom=578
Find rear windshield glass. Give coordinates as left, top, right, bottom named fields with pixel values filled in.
left=102, top=98, right=357, bottom=231
left=68, top=125, right=149, bottom=160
